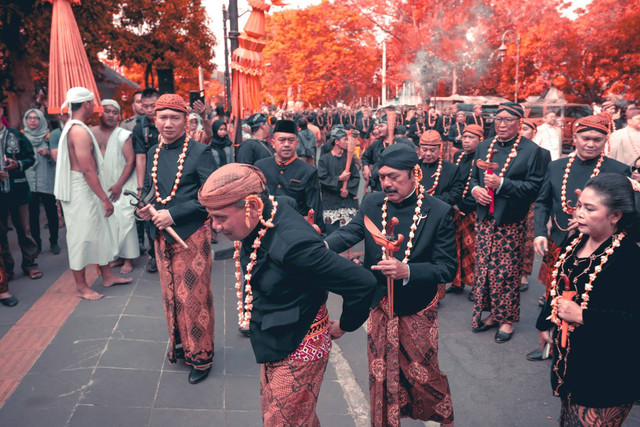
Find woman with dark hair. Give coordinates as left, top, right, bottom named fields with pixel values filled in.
left=536, top=172, right=640, bottom=426
left=210, top=120, right=234, bottom=167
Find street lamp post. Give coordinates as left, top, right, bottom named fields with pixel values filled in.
left=498, top=29, right=521, bottom=102
left=222, top=5, right=231, bottom=111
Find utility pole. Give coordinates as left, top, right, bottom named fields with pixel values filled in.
left=228, top=0, right=239, bottom=53
left=381, top=40, right=386, bottom=107
left=222, top=4, right=231, bottom=111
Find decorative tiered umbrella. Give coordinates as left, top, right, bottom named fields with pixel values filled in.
left=46, top=0, right=102, bottom=114
left=230, top=0, right=283, bottom=121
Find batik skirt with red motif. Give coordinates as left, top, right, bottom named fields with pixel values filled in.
left=472, top=216, right=526, bottom=328
left=368, top=296, right=454, bottom=427
left=521, top=205, right=535, bottom=277
left=452, top=210, right=476, bottom=289
left=560, top=398, right=632, bottom=427
left=260, top=305, right=331, bottom=427
left=155, top=224, right=214, bottom=369
left=537, top=238, right=561, bottom=296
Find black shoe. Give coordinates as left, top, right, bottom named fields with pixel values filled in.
left=188, top=367, right=210, bottom=384
left=472, top=321, right=499, bottom=333
left=521, top=281, right=529, bottom=292
left=538, top=295, right=546, bottom=307
left=146, top=257, right=157, bottom=273
left=51, top=244, right=61, bottom=255
left=468, top=292, right=475, bottom=302
left=0, top=295, right=19, bottom=307
left=445, top=285, right=464, bottom=294
left=495, top=329, right=513, bottom=343
left=526, top=349, right=549, bottom=361
left=239, top=327, right=250, bottom=337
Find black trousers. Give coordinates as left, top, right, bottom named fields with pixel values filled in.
left=0, top=200, right=39, bottom=274
left=29, top=192, right=59, bottom=248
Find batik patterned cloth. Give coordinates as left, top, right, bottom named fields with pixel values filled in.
left=0, top=243, right=7, bottom=293
left=260, top=305, right=330, bottom=427
left=452, top=210, right=476, bottom=289
left=521, top=205, right=535, bottom=277
left=156, top=223, right=214, bottom=369
left=368, top=296, right=454, bottom=427
left=472, top=216, right=526, bottom=328
left=537, top=238, right=561, bottom=296
left=560, top=399, right=632, bottom=427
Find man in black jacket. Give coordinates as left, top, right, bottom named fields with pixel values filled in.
left=236, top=113, right=274, bottom=165
left=326, top=143, right=455, bottom=427
left=419, top=130, right=463, bottom=206
left=199, top=163, right=376, bottom=426
left=469, top=102, right=547, bottom=343
left=137, top=94, right=216, bottom=385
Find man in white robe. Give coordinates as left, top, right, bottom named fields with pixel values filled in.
left=53, top=87, right=132, bottom=300
left=92, top=99, right=139, bottom=274
left=533, top=111, right=562, bottom=161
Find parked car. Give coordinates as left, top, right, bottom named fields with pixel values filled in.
left=523, top=103, right=593, bottom=153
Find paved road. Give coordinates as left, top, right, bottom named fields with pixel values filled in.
left=0, top=226, right=638, bottom=426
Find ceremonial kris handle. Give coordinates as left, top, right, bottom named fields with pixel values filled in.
left=124, top=190, right=188, bottom=249
left=341, top=130, right=359, bottom=193
left=385, top=217, right=399, bottom=318
left=306, top=209, right=321, bottom=234
left=559, top=275, right=576, bottom=348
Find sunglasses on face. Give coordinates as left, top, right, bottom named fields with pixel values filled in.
left=631, top=166, right=640, bottom=174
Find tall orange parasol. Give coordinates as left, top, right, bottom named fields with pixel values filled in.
left=230, top=0, right=284, bottom=122
left=46, top=0, right=102, bottom=114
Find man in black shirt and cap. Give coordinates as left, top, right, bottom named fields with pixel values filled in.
left=237, top=113, right=274, bottom=165
left=255, top=119, right=324, bottom=232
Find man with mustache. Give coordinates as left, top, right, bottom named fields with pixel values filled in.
left=255, top=119, right=324, bottom=232
left=326, top=143, right=456, bottom=426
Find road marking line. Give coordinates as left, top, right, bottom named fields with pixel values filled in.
left=330, top=342, right=369, bottom=427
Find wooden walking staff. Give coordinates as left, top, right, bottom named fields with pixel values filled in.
left=385, top=109, right=397, bottom=147
left=558, top=274, right=576, bottom=348
left=476, top=154, right=499, bottom=214
left=125, top=190, right=189, bottom=249
left=364, top=216, right=404, bottom=318
left=341, top=129, right=360, bottom=193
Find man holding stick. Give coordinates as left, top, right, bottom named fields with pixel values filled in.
left=326, top=143, right=456, bottom=426
left=136, top=94, right=216, bottom=384
left=317, top=125, right=360, bottom=235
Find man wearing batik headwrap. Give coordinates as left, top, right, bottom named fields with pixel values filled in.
left=326, top=143, right=456, bottom=427
left=136, top=93, right=216, bottom=384
left=0, top=104, right=40, bottom=281
left=198, top=163, right=376, bottom=426
left=361, top=112, right=415, bottom=192
left=407, top=104, right=438, bottom=145
left=317, top=125, right=360, bottom=235
left=469, top=102, right=547, bottom=343
left=467, top=104, right=486, bottom=137
left=91, top=99, right=139, bottom=275
left=447, top=110, right=469, bottom=151
left=418, top=130, right=463, bottom=206
left=530, top=113, right=629, bottom=360
left=54, top=87, right=132, bottom=300
left=446, top=124, right=482, bottom=296
left=255, top=119, right=324, bottom=232
left=236, top=113, right=274, bottom=165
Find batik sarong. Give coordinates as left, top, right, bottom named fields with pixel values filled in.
left=452, top=210, right=476, bottom=289
left=368, top=296, right=454, bottom=427
left=521, top=205, right=535, bottom=277
left=0, top=243, right=8, bottom=293
left=156, top=223, right=214, bottom=369
left=260, top=305, right=331, bottom=427
left=560, top=399, right=632, bottom=427
left=537, top=238, right=561, bottom=296
left=471, top=216, right=526, bottom=328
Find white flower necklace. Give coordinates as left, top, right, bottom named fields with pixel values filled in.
left=380, top=183, right=425, bottom=263
left=424, top=157, right=443, bottom=195
left=151, top=135, right=189, bottom=204
left=560, top=152, right=604, bottom=215
left=233, top=196, right=278, bottom=329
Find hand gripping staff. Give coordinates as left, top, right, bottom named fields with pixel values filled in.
left=364, top=215, right=404, bottom=318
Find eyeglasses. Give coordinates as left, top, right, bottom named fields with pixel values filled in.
left=631, top=166, right=640, bottom=173
left=494, top=117, right=519, bottom=124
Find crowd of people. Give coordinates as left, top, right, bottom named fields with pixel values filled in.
left=1, top=87, right=639, bottom=426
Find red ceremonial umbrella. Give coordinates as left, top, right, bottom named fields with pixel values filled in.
left=46, top=0, right=102, bottom=114
left=230, top=0, right=284, bottom=122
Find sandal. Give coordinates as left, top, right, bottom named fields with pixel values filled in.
left=26, top=269, right=43, bottom=280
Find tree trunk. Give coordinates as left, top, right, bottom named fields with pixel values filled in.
left=451, top=66, right=458, bottom=96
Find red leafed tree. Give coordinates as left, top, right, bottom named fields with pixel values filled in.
left=262, top=1, right=380, bottom=107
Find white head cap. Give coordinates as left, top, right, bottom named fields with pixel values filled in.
left=60, top=87, right=94, bottom=114
left=101, top=99, right=121, bottom=112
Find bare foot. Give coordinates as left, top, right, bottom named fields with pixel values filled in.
left=110, top=258, right=124, bottom=268
left=119, top=260, right=133, bottom=275
left=77, top=288, right=104, bottom=300
left=102, top=276, right=133, bottom=288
